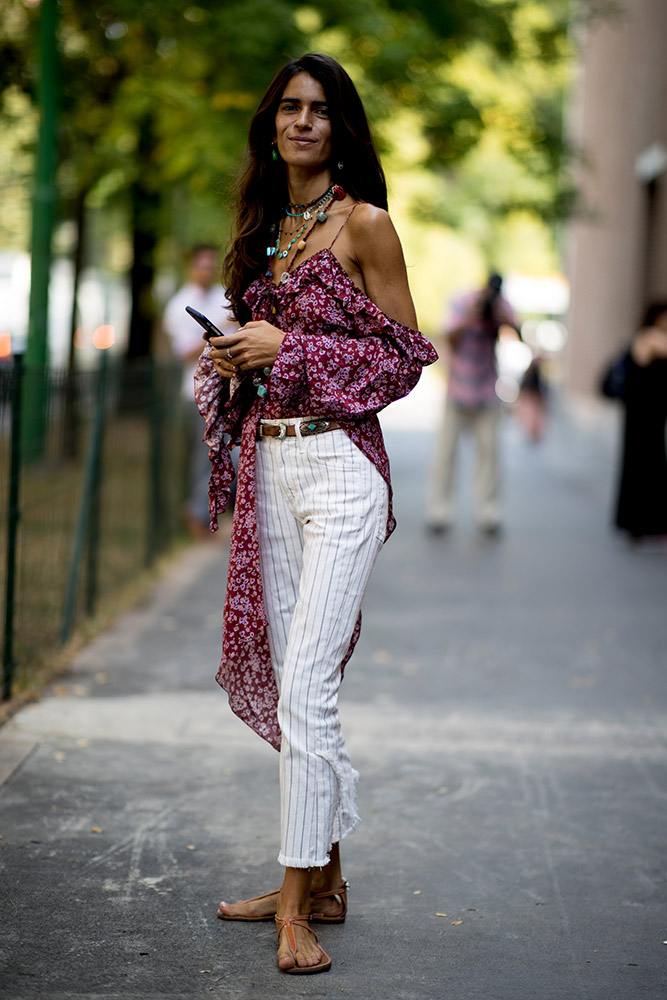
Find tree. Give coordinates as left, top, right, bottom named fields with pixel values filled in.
left=2, top=0, right=579, bottom=357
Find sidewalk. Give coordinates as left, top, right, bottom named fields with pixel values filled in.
left=1, top=376, right=666, bottom=1000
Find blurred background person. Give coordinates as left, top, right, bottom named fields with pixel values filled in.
left=163, top=244, right=238, bottom=537
left=614, top=301, right=667, bottom=542
left=425, top=273, right=519, bottom=535
left=515, top=352, right=548, bottom=443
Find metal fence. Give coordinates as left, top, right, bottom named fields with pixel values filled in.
left=1, top=355, right=192, bottom=699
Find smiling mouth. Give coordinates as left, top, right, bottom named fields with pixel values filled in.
left=289, top=137, right=316, bottom=145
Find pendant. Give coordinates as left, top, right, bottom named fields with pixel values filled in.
left=280, top=272, right=290, bottom=284
left=266, top=246, right=276, bottom=257
left=317, top=211, right=327, bottom=223
left=256, top=384, right=267, bottom=398
left=304, top=210, right=312, bottom=220
left=297, top=239, right=307, bottom=250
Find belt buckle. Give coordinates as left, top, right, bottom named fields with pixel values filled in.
left=300, top=419, right=331, bottom=437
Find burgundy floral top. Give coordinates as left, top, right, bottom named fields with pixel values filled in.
left=194, top=247, right=437, bottom=749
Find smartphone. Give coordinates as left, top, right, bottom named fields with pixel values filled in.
left=185, top=305, right=227, bottom=341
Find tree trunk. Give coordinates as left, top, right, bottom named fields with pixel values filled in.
left=126, top=116, right=160, bottom=360
left=62, top=187, right=86, bottom=459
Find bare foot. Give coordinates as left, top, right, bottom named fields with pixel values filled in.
left=276, top=916, right=329, bottom=972
left=217, top=889, right=279, bottom=920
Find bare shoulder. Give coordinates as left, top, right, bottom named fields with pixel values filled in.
left=347, top=203, right=405, bottom=268
left=349, top=203, right=399, bottom=242
left=342, top=202, right=417, bottom=328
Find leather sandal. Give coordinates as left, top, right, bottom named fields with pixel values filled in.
left=275, top=914, right=332, bottom=975
left=217, top=879, right=348, bottom=923
left=309, top=880, right=348, bottom=923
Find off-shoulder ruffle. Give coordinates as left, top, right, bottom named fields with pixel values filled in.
left=246, top=249, right=437, bottom=365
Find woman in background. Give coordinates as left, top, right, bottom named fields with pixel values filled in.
left=614, top=301, right=667, bottom=540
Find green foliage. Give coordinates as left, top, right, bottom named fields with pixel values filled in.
left=1, top=0, right=576, bottom=327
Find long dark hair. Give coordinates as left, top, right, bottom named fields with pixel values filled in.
left=223, top=53, right=387, bottom=322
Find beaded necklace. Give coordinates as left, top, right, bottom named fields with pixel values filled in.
left=253, top=185, right=346, bottom=400
left=267, top=185, right=337, bottom=261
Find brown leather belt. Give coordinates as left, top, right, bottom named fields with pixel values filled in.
left=257, top=419, right=341, bottom=440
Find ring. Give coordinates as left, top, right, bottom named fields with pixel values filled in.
left=226, top=348, right=233, bottom=361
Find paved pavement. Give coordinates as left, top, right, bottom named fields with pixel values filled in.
left=1, top=375, right=666, bottom=1000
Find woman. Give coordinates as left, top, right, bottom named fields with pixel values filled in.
left=614, top=301, right=667, bottom=539
left=194, top=53, right=437, bottom=974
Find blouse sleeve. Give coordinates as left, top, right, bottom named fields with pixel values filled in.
left=271, top=289, right=438, bottom=420
left=194, top=346, right=255, bottom=527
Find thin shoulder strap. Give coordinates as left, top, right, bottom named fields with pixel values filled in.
left=329, top=203, right=359, bottom=250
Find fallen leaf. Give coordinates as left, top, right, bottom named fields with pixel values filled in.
left=187, top=845, right=197, bottom=851
left=91, top=827, right=103, bottom=834
left=53, top=752, right=66, bottom=762
left=76, top=739, right=90, bottom=748
left=200, top=970, right=211, bottom=974
left=435, top=913, right=448, bottom=918
left=413, top=890, right=422, bottom=895
left=451, top=920, right=463, bottom=926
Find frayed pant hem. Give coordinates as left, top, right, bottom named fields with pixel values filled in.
left=277, top=816, right=360, bottom=869
left=277, top=853, right=332, bottom=869
left=339, top=814, right=361, bottom=842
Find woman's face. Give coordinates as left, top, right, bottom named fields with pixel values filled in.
left=274, top=72, right=333, bottom=172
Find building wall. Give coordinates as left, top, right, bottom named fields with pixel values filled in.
left=565, top=0, right=667, bottom=397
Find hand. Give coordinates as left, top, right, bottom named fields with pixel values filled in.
left=209, top=321, right=285, bottom=378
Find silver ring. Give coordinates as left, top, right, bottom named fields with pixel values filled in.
left=226, top=348, right=233, bottom=361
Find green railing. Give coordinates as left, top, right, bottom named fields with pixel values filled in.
left=1, top=355, right=191, bottom=699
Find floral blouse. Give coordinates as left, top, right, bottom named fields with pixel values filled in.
left=194, top=247, right=437, bottom=749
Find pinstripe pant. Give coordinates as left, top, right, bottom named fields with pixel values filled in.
left=255, top=418, right=388, bottom=868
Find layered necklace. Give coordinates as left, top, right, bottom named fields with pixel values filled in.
left=266, top=184, right=345, bottom=284
left=253, top=184, right=345, bottom=401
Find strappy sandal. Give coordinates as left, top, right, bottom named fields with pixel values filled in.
left=309, top=880, right=349, bottom=924
left=275, top=914, right=332, bottom=975
left=217, top=879, right=348, bottom=923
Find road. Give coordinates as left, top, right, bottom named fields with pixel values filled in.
left=1, top=375, right=666, bottom=999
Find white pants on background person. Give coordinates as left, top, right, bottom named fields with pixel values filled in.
left=426, top=394, right=501, bottom=531
left=254, top=418, right=388, bottom=868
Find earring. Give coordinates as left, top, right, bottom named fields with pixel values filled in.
left=272, top=143, right=278, bottom=163
left=337, top=160, right=344, bottom=171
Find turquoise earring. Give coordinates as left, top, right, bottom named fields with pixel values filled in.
left=271, top=143, right=278, bottom=162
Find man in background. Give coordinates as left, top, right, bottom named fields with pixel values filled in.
left=163, top=244, right=237, bottom=537
left=425, top=274, right=519, bottom=536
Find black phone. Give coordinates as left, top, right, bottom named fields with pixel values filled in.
left=185, top=305, right=227, bottom=341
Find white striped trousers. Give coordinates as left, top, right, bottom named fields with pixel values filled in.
left=255, top=419, right=388, bottom=868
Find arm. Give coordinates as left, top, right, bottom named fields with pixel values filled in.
left=347, top=205, right=418, bottom=329
left=208, top=207, right=423, bottom=378
left=269, top=207, right=437, bottom=419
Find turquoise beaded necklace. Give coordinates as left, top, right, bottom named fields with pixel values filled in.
left=255, top=185, right=346, bottom=400
left=266, top=186, right=335, bottom=261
